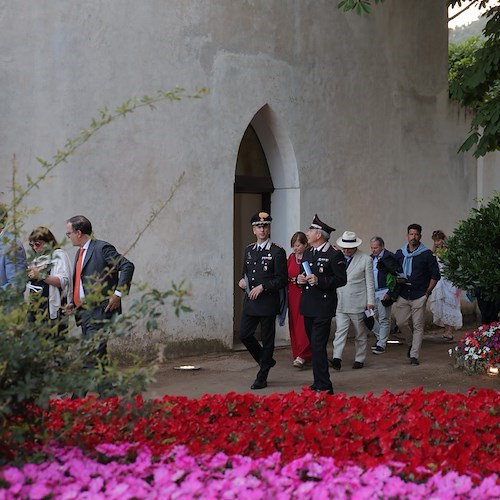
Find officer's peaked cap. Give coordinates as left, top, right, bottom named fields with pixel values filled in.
left=309, top=214, right=335, bottom=235
left=251, top=212, right=272, bottom=225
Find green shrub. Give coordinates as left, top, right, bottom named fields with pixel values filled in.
left=442, top=194, right=500, bottom=301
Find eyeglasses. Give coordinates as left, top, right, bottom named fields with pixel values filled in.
left=65, top=231, right=75, bottom=237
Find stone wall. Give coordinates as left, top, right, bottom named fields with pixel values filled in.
left=0, top=0, right=482, bottom=358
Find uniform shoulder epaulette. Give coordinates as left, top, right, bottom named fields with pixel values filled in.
left=246, top=243, right=255, bottom=249
left=271, top=242, right=283, bottom=249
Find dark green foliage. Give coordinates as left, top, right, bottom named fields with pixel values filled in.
left=448, top=2, right=500, bottom=157
left=337, top=0, right=385, bottom=16
left=441, top=194, right=500, bottom=301
left=449, top=36, right=484, bottom=86
left=0, top=272, right=191, bottom=460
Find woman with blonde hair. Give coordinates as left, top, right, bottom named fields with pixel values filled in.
left=429, top=230, right=462, bottom=341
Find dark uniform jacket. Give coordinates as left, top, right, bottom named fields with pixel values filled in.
left=241, top=240, right=287, bottom=317
left=299, top=243, right=347, bottom=318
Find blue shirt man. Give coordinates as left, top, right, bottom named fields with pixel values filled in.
left=394, top=224, right=440, bottom=365
left=0, top=204, right=27, bottom=295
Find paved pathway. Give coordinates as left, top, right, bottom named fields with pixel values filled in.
left=145, top=327, right=499, bottom=400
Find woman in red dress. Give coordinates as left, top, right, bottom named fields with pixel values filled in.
left=287, top=231, right=312, bottom=368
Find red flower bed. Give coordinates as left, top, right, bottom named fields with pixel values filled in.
left=6, top=388, right=500, bottom=478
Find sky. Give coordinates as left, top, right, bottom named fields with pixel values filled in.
left=448, top=1, right=490, bottom=29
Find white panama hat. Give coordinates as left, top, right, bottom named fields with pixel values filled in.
left=336, top=230, right=362, bottom=248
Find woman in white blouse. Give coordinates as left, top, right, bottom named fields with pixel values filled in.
left=27, top=226, right=73, bottom=334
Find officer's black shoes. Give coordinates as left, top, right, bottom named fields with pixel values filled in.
left=329, top=358, right=341, bottom=371
left=308, top=385, right=334, bottom=395
left=352, top=361, right=364, bottom=369
left=260, top=358, right=276, bottom=368
left=251, top=379, right=267, bottom=390
left=410, top=357, right=420, bottom=366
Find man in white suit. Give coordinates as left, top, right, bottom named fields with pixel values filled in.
left=330, top=231, right=375, bottom=370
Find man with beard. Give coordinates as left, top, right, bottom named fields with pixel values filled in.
left=394, top=224, right=440, bottom=365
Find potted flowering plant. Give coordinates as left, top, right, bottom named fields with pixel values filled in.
left=449, top=322, right=500, bottom=374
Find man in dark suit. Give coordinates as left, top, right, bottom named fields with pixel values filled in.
left=238, top=212, right=287, bottom=390
left=65, top=215, right=135, bottom=360
left=297, top=215, right=347, bottom=394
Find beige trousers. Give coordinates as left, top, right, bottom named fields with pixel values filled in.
left=394, top=295, right=427, bottom=359
left=333, top=312, right=369, bottom=363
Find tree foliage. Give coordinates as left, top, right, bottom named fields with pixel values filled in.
left=449, top=35, right=484, bottom=85
left=337, top=0, right=384, bottom=16
left=448, top=2, right=500, bottom=157
left=338, top=0, right=500, bottom=158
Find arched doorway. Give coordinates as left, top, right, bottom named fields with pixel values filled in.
left=233, top=105, right=300, bottom=346
left=233, top=124, right=274, bottom=343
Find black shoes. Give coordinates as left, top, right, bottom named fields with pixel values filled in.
left=330, top=358, right=363, bottom=369
left=308, top=384, right=333, bottom=395
left=372, top=346, right=385, bottom=355
left=252, top=358, right=275, bottom=390
left=410, top=357, right=420, bottom=366
left=329, top=358, right=342, bottom=371
left=251, top=379, right=267, bottom=390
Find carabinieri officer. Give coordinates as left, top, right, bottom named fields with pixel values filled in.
left=238, top=212, right=287, bottom=390
left=297, top=214, right=347, bottom=394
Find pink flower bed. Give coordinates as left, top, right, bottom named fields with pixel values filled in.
left=1, top=444, right=498, bottom=499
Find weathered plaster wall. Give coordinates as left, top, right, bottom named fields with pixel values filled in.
left=0, top=0, right=479, bottom=358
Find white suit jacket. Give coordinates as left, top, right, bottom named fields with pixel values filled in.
left=336, top=250, right=375, bottom=314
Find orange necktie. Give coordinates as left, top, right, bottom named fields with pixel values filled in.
left=73, top=247, right=85, bottom=307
